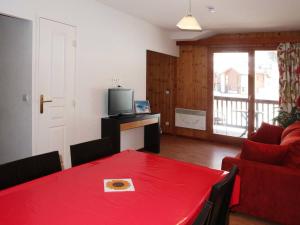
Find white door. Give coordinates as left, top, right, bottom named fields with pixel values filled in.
left=36, top=18, right=76, bottom=168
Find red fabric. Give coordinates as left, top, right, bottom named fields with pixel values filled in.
left=221, top=121, right=300, bottom=225
left=241, top=140, right=289, bottom=165
left=296, top=96, right=300, bottom=107
left=283, top=141, right=300, bottom=169
left=281, top=122, right=300, bottom=169
left=0, top=150, right=239, bottom=225
left=222, top=156, right=300, bottom=225
left=281, top=121, right=300, bottom=140
left=248, top=132, right=257, bottom=139
left=249, top=122, right=284, bottom=144
left=281, top=130, right=300, bottom=145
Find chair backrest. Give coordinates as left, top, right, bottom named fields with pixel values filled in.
left=192, top=201, right=213, bottom=225
left=70, top=137, right=114, bottom=167
left=208, top=165, right=238, bottom=225
left=0, top=151, right=62, bottom=190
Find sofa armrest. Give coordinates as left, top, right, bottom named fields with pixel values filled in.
left=221, top=156, right=300, bottom=225
left=222, top=156, right=241, bottom=172
left=222, top=156, right=300, bottom=177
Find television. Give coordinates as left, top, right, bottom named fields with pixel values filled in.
left=108, top=88, right=134, bottom=116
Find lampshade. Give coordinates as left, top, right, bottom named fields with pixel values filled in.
left=176, top=15, right=202, bottom=31
left=177, top=0, right=202, bottom=31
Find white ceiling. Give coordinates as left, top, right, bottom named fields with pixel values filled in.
left=97, top=0, right=300, bottom=40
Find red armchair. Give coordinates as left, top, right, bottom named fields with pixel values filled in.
left=222, top=122, right=300, bottom=225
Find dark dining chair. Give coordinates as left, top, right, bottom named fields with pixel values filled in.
left=0, top=151, right=62, bottom=190
left=207, top=165, right=238, bottom=225
left=192, top=201, right=213, bottom=225
left=70, top=137, right=114, bottom=167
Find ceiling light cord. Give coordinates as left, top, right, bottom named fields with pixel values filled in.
left=188, top=0, right=192, bottom=16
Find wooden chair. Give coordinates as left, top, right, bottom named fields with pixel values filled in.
left=208, top=165, right=238, bottom=225
left=192, top=201, right=213, bottom=225
left=0, top=151, right=62, bottom=190
left=70, top=137, right=114, bottom=167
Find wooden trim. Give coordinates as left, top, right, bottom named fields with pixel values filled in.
left=208, top=47, right=249, bottom=139
left=214, top=96, right=248, bottom=102
left=177, top=31, right=300, bottom=46
left=173, top=133, right=243, bottom=146
left=255, top=99, right=278, bottom=104
left=213, top=96, right=278, bottom=104
left=147, top=49, right=177, bottom=57
left=173, top=57, right=178, bottom=134
left=209, top=46, right=277, bottom=52
left=207, top=48, right=214, bottom=135
left=120, top=118, right=159, bottom=131
left=248, top=50, right=255, bottom=136
left=209, top=134, right=243, bottom=146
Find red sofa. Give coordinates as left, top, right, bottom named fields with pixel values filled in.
left=222, top=121, right=300, bottom=225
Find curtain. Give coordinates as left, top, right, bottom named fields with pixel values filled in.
left=277, top=43, right=300, bottom=112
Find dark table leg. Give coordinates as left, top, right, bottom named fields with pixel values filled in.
left=144, top=123, right=160, bottom=153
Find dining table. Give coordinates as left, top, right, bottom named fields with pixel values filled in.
left=0, top=150, right=240, bottom=225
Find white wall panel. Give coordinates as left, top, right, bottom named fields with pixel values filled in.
left=0, top=0, right=178, bottom=155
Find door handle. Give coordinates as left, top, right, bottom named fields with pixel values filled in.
left=40, top=94, right=53, bottom=114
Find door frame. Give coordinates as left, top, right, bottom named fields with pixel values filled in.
left=0, top=12, right=78, bottom=158
left=208, top=45, right=277, bottom=141
left=0, top=11, right=37, bottom=156
left=33, top=16, right=77, bottom=159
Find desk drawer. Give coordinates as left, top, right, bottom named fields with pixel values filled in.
left=120, top=118, right=159, bottom=131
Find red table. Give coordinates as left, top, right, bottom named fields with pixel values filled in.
left=0, top=150, right=239, bottom=225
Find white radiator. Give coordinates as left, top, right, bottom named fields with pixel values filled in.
left=175, top=108, right=206, bottom=130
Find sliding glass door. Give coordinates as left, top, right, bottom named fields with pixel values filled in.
left=213, top=49, right=279, bottom=138
left=254, top=51, right=280, bottom=129
left=213, top=52, right=249, bottom=137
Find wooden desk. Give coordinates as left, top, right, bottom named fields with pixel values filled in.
left=101, top=114, right=160, bottom=153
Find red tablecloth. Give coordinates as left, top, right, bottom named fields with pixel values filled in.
left=0, top=150, right=239, bottom=225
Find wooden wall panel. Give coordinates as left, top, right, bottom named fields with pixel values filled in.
left=176, top=46, right=208, bottom=109
left=146, top=31, right=300, bottom=144
left=177, top=31, right=300, bottom=46
left=146, top=50, right=176, bottom=134
left=174, top=31, right=300, bottom=143
left=175, top=46, right=209, bottom=138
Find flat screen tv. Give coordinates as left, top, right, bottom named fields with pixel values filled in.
left=108, top=88, right=134, bottom=116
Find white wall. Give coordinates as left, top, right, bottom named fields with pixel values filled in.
left=0, top=0, right=178, bottom=152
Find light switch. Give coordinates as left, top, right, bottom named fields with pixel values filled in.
left=22, top=94, right=31, bottom=102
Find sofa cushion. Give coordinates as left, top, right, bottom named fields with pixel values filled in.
left=283, top=141, right=300, bottom=169
left=241, top=140, right=289, bottom=165
left=249, top=122, right=284, bottom=144
left=281, top=130, right=300, bottom=145
left=281, top=121, right=300, bottom=142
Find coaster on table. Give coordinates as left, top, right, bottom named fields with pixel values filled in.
left=104, top=178, right=135, bottom=192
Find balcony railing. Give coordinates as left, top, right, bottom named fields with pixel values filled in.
left=213, top=96, right=279, bottom=131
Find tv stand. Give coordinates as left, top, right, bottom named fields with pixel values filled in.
left=109, top=114, right=137, bottom=119
left=101, top=113, right=160, bottom=153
